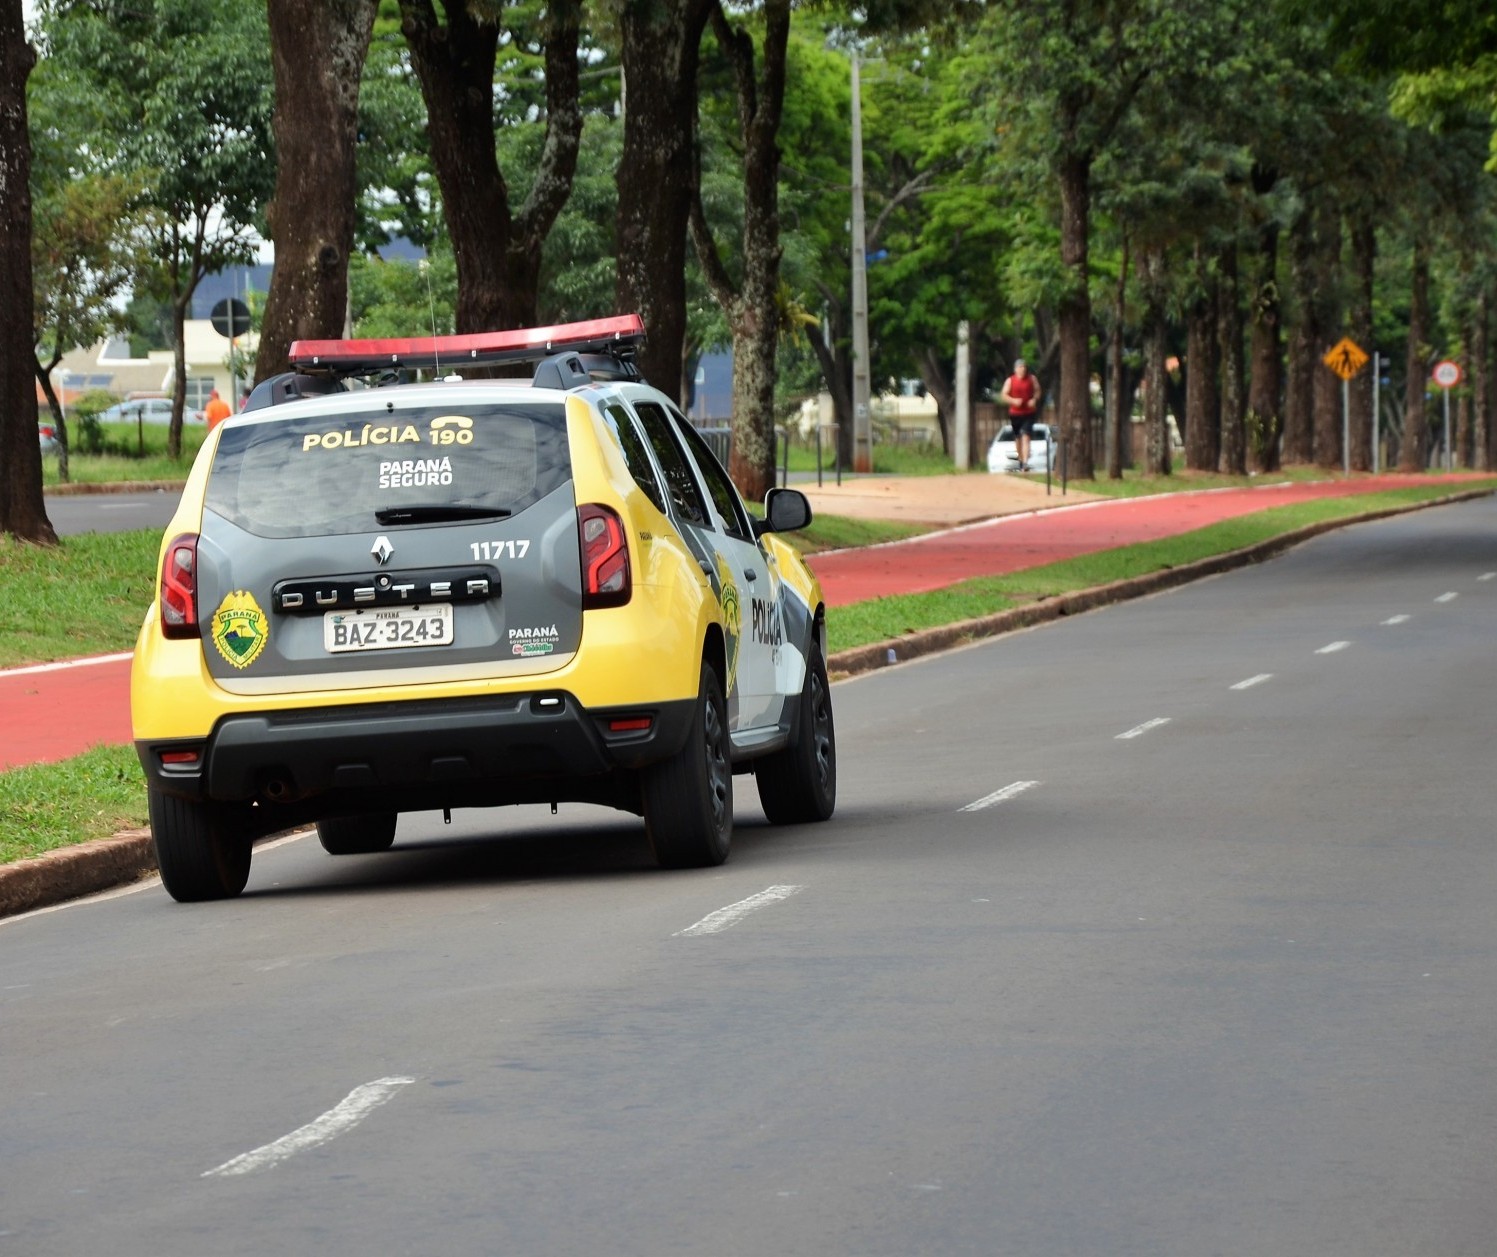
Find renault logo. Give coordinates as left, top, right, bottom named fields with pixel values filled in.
left=371, top=535, right=394, bottom=565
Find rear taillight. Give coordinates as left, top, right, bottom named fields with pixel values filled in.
left=159, top=532, right=200, bottom=638
left=578, top=504, right=631, bottom=609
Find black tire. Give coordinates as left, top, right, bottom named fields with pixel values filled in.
left=316, top=813, right=398, bottom=855
left=756, top=641, right=837, bottom=824
left=642, top=661, right=732, bottom=868
left=149, top=791, right=252, bottom=902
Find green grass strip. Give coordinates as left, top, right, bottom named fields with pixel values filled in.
left=0, top=745, right=148, bottom=864
left=0, top=529, right=159, bottom=667
left=826, top=482, right=1495, bottom=654
left=41, top=421, right=204, bottom=487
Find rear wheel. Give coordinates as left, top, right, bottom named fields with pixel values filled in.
left=642, top=661, right=732, bottom=868
left=316, top=813, right=398, bottom=856
left=756, top=641, right=837, bottom=824
left=149, top=791, right=252, bottom=902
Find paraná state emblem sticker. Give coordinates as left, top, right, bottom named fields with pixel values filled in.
left=715, top=554, right=741, bottom=695
left=211, top=590, right=269, bottom=669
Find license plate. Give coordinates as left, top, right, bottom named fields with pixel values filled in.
left=324, top=603, right=453, bottom=653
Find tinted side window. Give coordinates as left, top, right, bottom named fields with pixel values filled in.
left=632, top=401, right=710, bottom=526
left=602, top=403, right=666, bottom=515
left=671, top=411, right=753, bottom=542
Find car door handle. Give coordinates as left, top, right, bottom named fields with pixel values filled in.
left=743, top=568, right=758, bottom=582
left=699, top=560, right=713, bottom=576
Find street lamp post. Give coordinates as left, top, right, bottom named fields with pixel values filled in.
left=850, top=53, right=872, bottom=474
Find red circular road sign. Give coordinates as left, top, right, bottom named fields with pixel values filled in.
left=1433, top=360, right=1463, bottom=388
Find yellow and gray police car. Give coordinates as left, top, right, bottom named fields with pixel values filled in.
left=131, top=315, right=835, bottom=901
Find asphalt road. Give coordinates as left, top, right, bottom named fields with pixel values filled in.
left=4, top=497, right=1496, bottom=1255
left=45, top=488, right=182, bottom=536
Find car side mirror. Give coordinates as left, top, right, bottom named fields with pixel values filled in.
left=754, top=487, right=813, bottom=536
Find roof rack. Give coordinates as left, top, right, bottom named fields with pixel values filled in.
left=287, top=313, right=646, bottom=378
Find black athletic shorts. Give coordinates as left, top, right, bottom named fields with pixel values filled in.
left=1010, top=412, right=1037, bottom=437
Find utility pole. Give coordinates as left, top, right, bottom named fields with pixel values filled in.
left=850, top=53, right=872, bottom=473
left=954, top=321, right=970, bottom=470
left=1372, top=352, right=1380, bottom=474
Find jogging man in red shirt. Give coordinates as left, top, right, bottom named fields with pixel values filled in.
left=999, top=359, right=1042, bottom=471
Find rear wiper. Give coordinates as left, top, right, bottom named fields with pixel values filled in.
left=375, top=503, right=513, bottom=524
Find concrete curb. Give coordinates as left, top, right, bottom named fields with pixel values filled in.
left=45, top=480, right=187, bottom=497
left=0, top=829, right=154, bottom=920
left=2, top=486, right=1489, bottom=921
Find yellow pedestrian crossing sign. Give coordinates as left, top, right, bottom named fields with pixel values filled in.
left=1323, top=337, right=1369, bottom=381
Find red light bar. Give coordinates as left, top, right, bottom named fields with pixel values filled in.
left=289, top=314, right=646, bottom=375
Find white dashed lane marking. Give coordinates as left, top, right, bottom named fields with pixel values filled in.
left=1479, top=573, right=1495, bottom=582
left=674, top=885, right=804, bottom=937
left=1230, top=674, right=1273, bottom=691
left=961, top=781, right=1040, bottom=812
left=1435, top=592, right=1459, bottom=603
left=1116, top=718, right=1171, bottom=741
left=203, top=1077, right=416, bottom=1178
left=1316, top=641, right=1351, bottom=655
left=1382, top=615, right=1410, bottom=625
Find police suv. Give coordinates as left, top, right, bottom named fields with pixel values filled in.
left=131, top=315, right=835, bottom=901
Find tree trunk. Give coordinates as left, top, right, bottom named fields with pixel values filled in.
left=617, top=0, right=713, bottom=401
left=689, top=0, right=789, bottom=501
left=33, top=349, right=70, bottom=483
left=1399, top=243, right=1431, bottom=471
left=1217, top=242, right=1246, bottom=475
left=1107, top=233, right=1129, bottom=479
left=1138, top=244, right=1170, bottom=475
left=168, top=292, right=191, bottom=461
left=1282, top=208, right=1315, bottom=465
left=804, top=308, right=852, bottom=467
left=1473, top=289, right=1490, bottom=472
left=917, top=346, right=954, bottom=453
left=1346, top=214, right=1375, bottom=471
left=1184, top=243, right=1219, bottom=471
left=257, top=0, right=377, bottom=381
left=0, top=5, right=54, bottom=543
left=1246, top=220, right=1282, bottom=472
left=401, top=0, right=582, bottom=338
left=1057, top=150, right=1094, bottom=478
left=1311, top=206, right=1342, bottom=469
left=725, top=310, right=779, bottom=499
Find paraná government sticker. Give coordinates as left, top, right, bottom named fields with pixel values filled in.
left=211, top=590, right=269, bottom=669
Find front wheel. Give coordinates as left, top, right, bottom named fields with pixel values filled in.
left=642, top=661, right=732, bottom=868
left=756, top=641, right=836, bottom=824
left=149, top=791, right=253, bottom=902
left=316, top=813, right=398, bottom=855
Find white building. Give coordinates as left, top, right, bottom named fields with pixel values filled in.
left=46, top=319, right=258, bottom=412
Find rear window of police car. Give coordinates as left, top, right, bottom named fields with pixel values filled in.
left=205, top=402, right=571, bottom=538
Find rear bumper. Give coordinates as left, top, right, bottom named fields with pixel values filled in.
left=136, top=689, right=694, bottom=811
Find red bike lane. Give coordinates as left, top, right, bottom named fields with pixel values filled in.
left=1, top=474, right=1483, bottom=772
left=807, top=475, right=1483, bottom=605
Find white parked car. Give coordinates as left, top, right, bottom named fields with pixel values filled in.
left=987, top=423, right=1053, bottom=474
left=99, top=398, right=204, bottom=425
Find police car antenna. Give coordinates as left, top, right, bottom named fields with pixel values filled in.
left=420, top=258, right=441, bottom=377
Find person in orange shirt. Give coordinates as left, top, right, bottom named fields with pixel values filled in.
left=204, top=388, right=232, bottom=429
